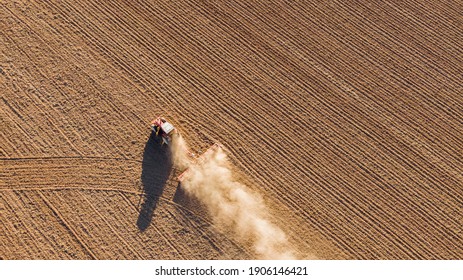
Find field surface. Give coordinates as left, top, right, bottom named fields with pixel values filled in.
left=1, top=0, right=462, bottom=259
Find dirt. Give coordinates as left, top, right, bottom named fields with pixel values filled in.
left=1, top=0, right=462, bottom=259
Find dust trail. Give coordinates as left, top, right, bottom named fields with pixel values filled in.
left=171, top=136, right=296, bottom=259
left=170, top=134, right=190, bottom=170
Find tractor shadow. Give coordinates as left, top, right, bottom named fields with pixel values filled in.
left=136, top=132, right=172, bottom=231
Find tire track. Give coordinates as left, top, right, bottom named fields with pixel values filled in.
left=81, top=190, right=179, bottom=259
left=1, top=157, right=140, bottom=191
left=0, top=190, right=92, bottom=259
left=119, top=191, right=189, bottom=259
left=0, top=191, right=39, bottom=258
left=41, top=189, right=140, bottom=259
left=77, top=191, right=142, bottom=259
left=37, top=190, right=97, bottom=259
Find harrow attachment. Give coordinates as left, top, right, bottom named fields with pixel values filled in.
left=177, top=143, right=222, bottom=182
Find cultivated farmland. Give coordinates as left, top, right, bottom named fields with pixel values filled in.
left=1, top=0, right=462, bottom=259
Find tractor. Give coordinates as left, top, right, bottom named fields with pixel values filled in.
left=150, top=116, right=176, bottom=145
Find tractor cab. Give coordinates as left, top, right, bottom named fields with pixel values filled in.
left=160, top=121, right=175, bottom=135
left=151, top=117, right=176, bottom=145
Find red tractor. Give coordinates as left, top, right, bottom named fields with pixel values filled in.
left=150, top=116, right=177, bottom=145
left=149, top=116, right=222, bottom=182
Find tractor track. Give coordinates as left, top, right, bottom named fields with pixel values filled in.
left=1, top=155, right=250, bottom=259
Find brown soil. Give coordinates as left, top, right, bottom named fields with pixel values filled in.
left=1, top=0, right=462, bottom=259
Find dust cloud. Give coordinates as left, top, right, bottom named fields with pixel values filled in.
left=170, top=134, right=190, bottom=170
left=171, top=136, right=296, bottom=259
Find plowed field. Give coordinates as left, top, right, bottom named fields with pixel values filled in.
left=1, top=0, right=462, bottom=259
